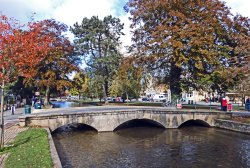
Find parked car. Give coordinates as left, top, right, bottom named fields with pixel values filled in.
left=152, top=94, right=166, bottom=102
left=142, top=97, right=150, bottom=101
left=115, top=97, right=123, bottom=102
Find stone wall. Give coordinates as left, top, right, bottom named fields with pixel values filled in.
left=215, top=119, right=250, bottom=134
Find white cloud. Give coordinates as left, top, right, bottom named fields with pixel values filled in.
left=0, top=0, right=120, bottom=23
left=119, top=13, right=132, bottom=54
left=224, top=0, right=250, bottom=17
left=0, top=0, right=55, bottom=22
left=52, top=0, right=117, bottom=26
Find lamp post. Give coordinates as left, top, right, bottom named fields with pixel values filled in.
left=209, top=93, right=212, bottom=111
left=0, top=80, right=5, bottom=149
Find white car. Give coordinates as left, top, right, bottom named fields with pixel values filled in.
left=152, top=94, right=167, bottom=102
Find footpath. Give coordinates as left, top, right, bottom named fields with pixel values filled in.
left=0, top=107, right=28, bottom=168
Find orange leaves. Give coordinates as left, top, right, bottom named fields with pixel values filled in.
left=0, top=14, right=52, bottom=83
left=23, top=19, right=78, bottom=91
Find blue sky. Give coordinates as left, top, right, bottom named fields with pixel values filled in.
left=0, top=0, right=249, bottom=53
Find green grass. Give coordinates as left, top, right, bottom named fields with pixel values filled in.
left=3, top=128, right=53, bottom=168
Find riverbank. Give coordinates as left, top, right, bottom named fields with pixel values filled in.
left=215, top=117, right=250, bottom=134
left=0, top=127, right=55, bottom=168
left=230, top=116, right=250, bottom=124
left=0, top=124, right=28, bottom=168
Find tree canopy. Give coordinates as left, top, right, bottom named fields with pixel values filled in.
left=0, top=15, right=52, bottom=83
left=109, top=56, right=148, bottom=100
left=125, top=0, right=250, bottom=96
left=24, top=19, right=81, bottom=105
left=0, top=14, right=53, bottom=148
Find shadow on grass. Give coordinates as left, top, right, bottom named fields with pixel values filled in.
left=0, top=133, right=42, bottom=154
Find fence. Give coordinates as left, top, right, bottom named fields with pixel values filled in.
left=180, top=102, right=248, bottom=112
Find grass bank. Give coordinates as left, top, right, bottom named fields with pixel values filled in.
left=3, top=128, right=53, bottom=168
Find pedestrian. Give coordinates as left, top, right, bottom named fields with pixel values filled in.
left=221, top=97, right=228, bottom=112
left=246, top=97, right=250, bottom=111
left=32, top=96, right=35, bottom=107
left=11, top=104, right=15, bottom=115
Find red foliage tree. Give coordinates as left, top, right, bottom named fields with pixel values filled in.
left=0, top=14, right=52, bottom=148
left=23, top=19, right=79, bottom=105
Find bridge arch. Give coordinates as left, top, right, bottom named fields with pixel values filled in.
left=48, top=119, right=100, bottom=132
left=113, top=119, right=166, bottom=131
left=52, top=123, right=98, bottom=133
left=178, top=119, right=211, bottom=128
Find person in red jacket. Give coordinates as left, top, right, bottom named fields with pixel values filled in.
left=221, top=97, right=228, bottom=111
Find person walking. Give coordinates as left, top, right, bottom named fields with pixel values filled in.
left=221, top=97, right=228, bottom=112
left=246, top=97, right=250, bottom=111
left=11, top=104, right=15, bottom=115
left=31, top=96, right=35, bottom=107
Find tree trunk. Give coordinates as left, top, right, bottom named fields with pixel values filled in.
left=78, top=91, right=81, bottom=100
left=44, top=86, right=50, bottom=106
left=242, top=94, right=245, bottom=107
left=102, top=84, right=108, bottom=104
left=168, top=63, right=182, bottom=101
left=0, top=80, right=5, bottom=149
left=126, top=91, right=129, bottom=102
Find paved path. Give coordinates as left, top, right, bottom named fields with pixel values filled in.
left=0, top=108, right=28, bottom=168
left=4, top=107, right=24, bottom=125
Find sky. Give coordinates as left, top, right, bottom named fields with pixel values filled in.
left=0, top=0, right=249, bottom=53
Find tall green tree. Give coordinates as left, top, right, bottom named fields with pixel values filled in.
left=70, top=15, right=124, bottom=102
left=125, top=0, right=249, bottom=96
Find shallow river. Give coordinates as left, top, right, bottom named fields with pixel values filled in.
left=52, top=123, right=250, bottom=168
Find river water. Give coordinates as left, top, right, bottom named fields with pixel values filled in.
left=52, top=121, right=250, bottom=168
left=51, top=101, right=91, bottom=108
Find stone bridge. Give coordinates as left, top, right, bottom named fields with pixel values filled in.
left=19, top=106, right=232, bottom=132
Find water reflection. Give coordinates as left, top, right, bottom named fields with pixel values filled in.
left=52, top=125, right=250, bottom=168
left=51, top=101, right=90, bottom=108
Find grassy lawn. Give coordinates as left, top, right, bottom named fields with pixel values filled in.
left=3, top=128, right=53, bottom=168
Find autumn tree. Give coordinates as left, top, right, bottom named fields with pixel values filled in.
left=70, top=15, right=124, bottom=102
left=226, top=15, right=250, bottom=103
left=24, top=19, right=80, bottom=105
left=125, top=0, right=249, bottom=97
left=70, top=71, right=85, bottom=99
left=199, top=14, right=250, bottom=96
left=109, top=57, right=148, bottom=100
left=0, top=15, right=52, bottom=148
